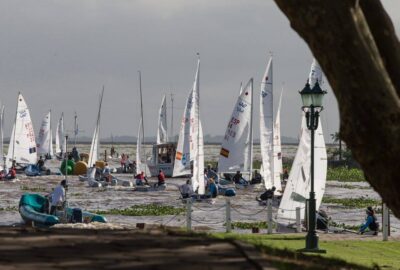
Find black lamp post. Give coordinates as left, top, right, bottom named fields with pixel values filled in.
left=299, top=80, right=326, bottom=253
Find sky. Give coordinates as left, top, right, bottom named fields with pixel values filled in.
left=0, top=0, right=399, bottom=142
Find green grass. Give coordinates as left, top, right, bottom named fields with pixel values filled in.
left=327, top=167, right=365, bottom=182
left=20, top=185, right=47, bottom=192
left=93, top=204, right=185, bottom=216
left=211, top=233, right=400, bottom=269
left=322, top=196, right=381, bottom=208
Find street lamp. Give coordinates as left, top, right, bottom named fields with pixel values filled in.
left=299, top=80, right=327, bottom=253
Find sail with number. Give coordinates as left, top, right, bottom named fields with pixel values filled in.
left=6, top=93, right=37, bottom=168
left=189, top=57, right=205, bottom=195
left=218, top=78, right=253, bottom=174
left=157, top=95, right=168, bottom=144
left=277, top=59, right=327, bottom=221
left=88, top=88, right=104, bottom=167
left=37, top=110, right=53, bottom=157
left=173, top=90, right=193, bottom=177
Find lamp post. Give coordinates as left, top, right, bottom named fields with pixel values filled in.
left=299, top=80, right=326, bottom=253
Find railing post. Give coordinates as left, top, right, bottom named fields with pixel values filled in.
left=267, top=199, right=273, bottom=234
left=296, top=207, right=302, bottom=233
left=186, top=199, right=192, bottom=231
left=226, top=197, right=231, bottom=233
left=383, top=203, right=389, bottom=241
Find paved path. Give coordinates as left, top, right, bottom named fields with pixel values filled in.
left=0, top=226, right=275, bottom=270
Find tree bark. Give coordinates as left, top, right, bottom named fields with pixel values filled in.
left=273, top=0, right=400, bottom=218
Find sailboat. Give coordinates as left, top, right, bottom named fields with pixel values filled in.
left=0, top=105, right=5, bottom=171
left=37, top=110, right=53, bottom=159
left=172, top=90, right=193, bottom=177
left=6, top=93, right=38, bottom=168
left=277, top=59, right=327, bottom=223
left=189, top=55, right=205, bottom=196
left=218, top=78, right=254, bottom=183
left=88, top=88, right=104, bottom=167
left=147, top=94, right=177, bottom=177
left=55, top=113, right=66, bottom=159
left=259, top=57, right=282, bottom=192
left=84, top=88, right=105, bottom=187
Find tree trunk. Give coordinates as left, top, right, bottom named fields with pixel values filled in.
left=273, top=0, right=400, bottom=218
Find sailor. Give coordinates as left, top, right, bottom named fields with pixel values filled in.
left=37, top=156, right=45, bottom=171
left=71, top=147, right=79, bottom=162
left=250, top=170, right=262, bottom=184
left=207, top=178, right=218, bottom=198
left=135, top=171, right=148, bottom=186
left=232, top=171, right=242, bottom=184
left=359, top=206, right=379, bottom=235
left=205, top=165, right=218, bottom=183
left=156, top=169, right=166, bottom=187
left=50, top=179, right=67, bottom=215
left=180, top=179, right=193, bottom=199
left=257, top=186, right=276, bottom=202
left=6, top=165, right=17, bottom=180
left=102, top=162, right=111, bottom=182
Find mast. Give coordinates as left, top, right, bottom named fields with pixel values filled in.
left=11, top=92, right=20, bottom=165
left=249, top=80, right=254, bottom=180
left=196, top=53, right=200, bottom=185
left=74, top=111, right=78, bottom=147
left=170, top=92, right=174, bottom=142
left=49, top=109, right=52, bottom=157
left=138, top=71, right=147, bottom=175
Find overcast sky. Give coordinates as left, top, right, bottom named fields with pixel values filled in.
left=0, top=0, right=399, bottom=142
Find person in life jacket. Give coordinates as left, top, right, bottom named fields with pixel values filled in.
left=359, top=206, right=379, bottom=235
left=257, top=186, right=276, bottom=202
left=135, top=171, right=148, bottom=186
left=155, top=169, right=165, bottom=187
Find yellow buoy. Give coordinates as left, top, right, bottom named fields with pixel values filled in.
left=95, top=160, right=106, bottom=169
left=74, top=161, right=88, bottom=175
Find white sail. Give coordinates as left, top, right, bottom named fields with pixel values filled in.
left=0, top=105, right=4, bottom=170
left=273, top=89, right=283, bottom=192
left=37, top=110, right=53, bottom=157
left=190, top=57, right=205, bottom=195
left=6, top=93, right=37, bottom=167
left=309, top=58, right=323, bottom=87
left=218, top=78, right=253, bottom=173
left=88, top=89, right=104, bottom=166
left=173, top=90, right=193, bottom=177
left=55, top=114, right=65, bottom=155
left=136, top=118, right=143, bottom=175
left=259, top=58, right=274, bottom=188
left=277, top=116, right=327, bottom=221
left=157, top=95, right=168, bottom=144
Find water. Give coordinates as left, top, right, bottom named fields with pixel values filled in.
left=1, top=143, right=398, bottom=235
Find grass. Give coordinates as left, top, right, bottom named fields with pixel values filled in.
left=20, top=185, right=47, bottom=192
left=93, top=204, right=185, bottom=216
left=328, top=183, right=371, bottom=190
left=322, top=196, right=381, bottom=208
left=211, top=233, right=400, bottom=269
left=327, top=167, right=365, bottom=182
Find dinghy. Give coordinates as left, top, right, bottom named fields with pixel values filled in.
left=6, top=93, right=38, bottom=168
left=277, top=59, right=327, bottom=225
left=19, top=193, right=106, bottom=226
left=55, top=113, right=66, bottom=160
left=24, top=164, right=41, bottom=177
left=37, top=110, right=53, bottom=160
left=259, top=57, right=283, bottom=193
left=218, top=78, right=254, bottom=188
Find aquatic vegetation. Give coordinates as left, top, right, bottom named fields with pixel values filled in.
left=230, top=221, right=275, bottom=229
left=322, top=196, right=380, bottom=208
left=20, top=185, right=47, bottom=192
left=328, top=183, right=370, bottom=190
left=329, top=221, right=360, bottom=231
left=327, top=167, right=365, bottom=182
left=94, top=204, right=185, bottom=216
left=0, top=206, right=18, bottom=211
